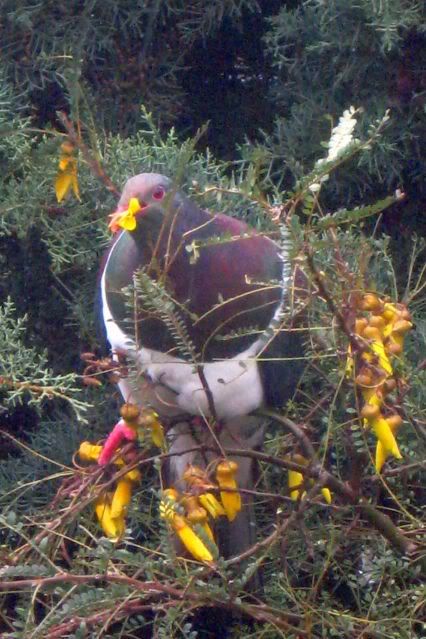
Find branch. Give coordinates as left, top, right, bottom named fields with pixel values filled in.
left=358, top=501, right=419, bottom=556
left=0, top=572, right=306, bottom=636
left=256, top=408, right=316, bottom=459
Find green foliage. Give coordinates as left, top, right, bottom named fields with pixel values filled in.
left=129, top=268, right=200, bottom=361
left=262, top=0, right=425, bottom=204
left=0, top=2, right=425, bottom=637
left=0, top=0, right=260, bottom=133
left=0, top=298, right=89, bottom=419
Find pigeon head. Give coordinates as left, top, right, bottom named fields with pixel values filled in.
left=108, top=173, right=180, bottom=233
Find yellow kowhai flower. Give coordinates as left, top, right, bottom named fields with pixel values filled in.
left=119, top=403, right=166, bottom=450
left=140, top=410, right=166, bottom=449
left=55, top=141, right=80, bottom=203
left=171, top=515, right=214, bottom=563
left=95, top=494, right=125, bottom=541
left=362, top=326, right=393, bottom=375
left=160, top=489, right=214, bottom=562
left=352, top=295, right=412, bottom=472
left=360, top=403, right=401, bottom=461
left=78, top=440, right=127, bottom=467
left=108, top=197, right=141, bottom=233
left=182, top=495, right=215, bottom=544
left=216, top=460, right=241, bottom=521
left=385, top=318, right=413, bottom=356
left=78, top=441, right=103, bottom=463
left=287, top=455, right=332, bottom=504
left=110, top=477, right=133, bottom=520
left=375, top=414, right=403, bottom=472
left=199, top=492, right=226, bottom=518
left=109, top=467, right=141, bottom=519
left=288, top=469, right=306, bottom=501
left=78, top=435, right=140, bottom=540
left=182, top=465, right=224, bottom=517
left=359, top=293, right=383, bottom=313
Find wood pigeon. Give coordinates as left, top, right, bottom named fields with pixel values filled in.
left=98, top=172, right=305, bottom=561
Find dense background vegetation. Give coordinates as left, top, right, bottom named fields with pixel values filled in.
left=0, top=1, right=424, bottom=637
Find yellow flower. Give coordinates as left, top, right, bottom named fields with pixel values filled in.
left=78, top=433, right=140, bottom=539
left=95, top=494, right=125, bottom=541
left=108, top=197, right=141, bottom=233
left=287, top=456, right=332, bottom=504
left=288, top=469, right=306, bottom=501
left=172, top=514, right=214, bottom=562
left=362, top=326, right=393, bottom=375
left=321, top=488, right=332, bottom=504
left=55, top=142, right=80, bottom=203
left=183, top=496, right=216, bottom=544
left=375, top=414, right=403, bottom=472
left=372, top=415, right=402, bottom=462
left=199, top=493, right=226, bottom=518
left=361, top=404, right=401, bottom=461
left=78, top=441, right=103, bottom=462
left=140, top=410, right=166, bottom=449
left=216, top=460, right=241, bottom=521
left=110, top=478, right=133, bottom=520
left=159, top=490, right=214, bottom=562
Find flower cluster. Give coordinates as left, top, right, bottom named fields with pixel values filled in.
left=77, top=403, right=165, bottom=540
left=309, top=106, right=359, bottom=193
left=322, top=106, right=359, bottom=163
left=351, top=293, right=412, bottom=472
left=78, top=441, right=140, bottom=540
left=160, top=461, right=241, bottom=563
left=55, top=140, right=80, bottom=202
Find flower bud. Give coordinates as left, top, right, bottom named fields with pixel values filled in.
left=120, top=403, right=140, bottom=422
left=361, top=404, right=380, bottom=420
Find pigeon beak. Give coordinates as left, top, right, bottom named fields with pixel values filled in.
left=108, top=197, right=148, bottom=233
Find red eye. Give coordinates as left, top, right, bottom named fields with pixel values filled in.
left=152, top=186, right=165, bottom=200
